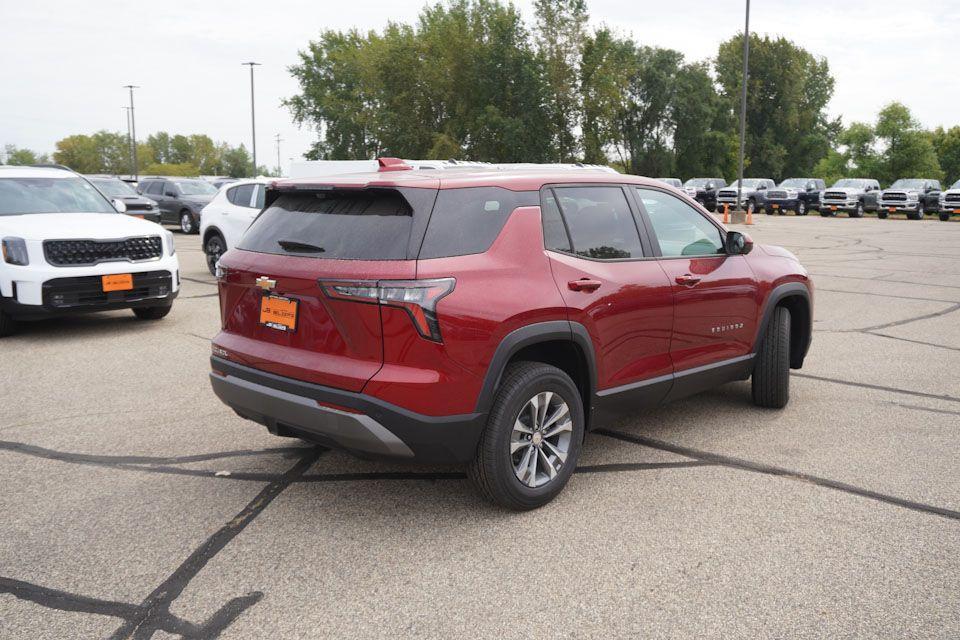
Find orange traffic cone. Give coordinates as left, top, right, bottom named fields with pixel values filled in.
left=745, top=205, right=753, bottom=226
left=722, top=204, right=729, bottom=224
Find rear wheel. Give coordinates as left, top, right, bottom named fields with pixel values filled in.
left=469, top=362, right=584, bottom=510
left=180, top=211, right=197, bottom=234
left=0, top=310, right=16, bottom=337
left=133, top=304, right=172, bottom=321
left=940, top=212, right=951, bottom=222
left=204, top=233, right=226, bottom=276
left=752, top=306, right=791, bottom=409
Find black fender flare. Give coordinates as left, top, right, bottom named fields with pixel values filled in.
left=474, top=320, right=597, bottom=417
left=753, top=282, right=812, bottom=368
left=202, top=225, right=226, bottom=249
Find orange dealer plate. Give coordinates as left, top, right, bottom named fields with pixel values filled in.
left=102, top=273, right=133, bottom=292
left=259, top=294, right=298, bottom=332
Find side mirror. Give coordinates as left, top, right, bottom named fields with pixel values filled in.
left=725, top=231, right=753, bottom=256
left=112, top=199, right=127, bottom=213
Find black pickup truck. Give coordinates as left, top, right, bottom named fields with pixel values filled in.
left=878, top=179, right=942, bottom=220
left=764, top=178, right=826, bottom=216
left=682, top=178, right=727, bottom=212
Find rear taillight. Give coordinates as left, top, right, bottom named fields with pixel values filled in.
left=319, top=278, right=455, bottom=342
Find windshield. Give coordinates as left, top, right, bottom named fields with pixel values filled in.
left=89, top=178, right=137, bottom=197
left=657, top=178, right=681, bottom=187
left=952, top=180, right=960, bottom=190
left=728, top=179, right=763, bottom=188
left=683, top=179, right=711, bottom=188
left=890, top=179, right=925, bottom=189
left=832, top=179, right=867, bottom=188
left=174, top=180, right=217, bottom=196
left=779, top=179, right=808, bottom=188
left=0, top=177, right=116, bottom=215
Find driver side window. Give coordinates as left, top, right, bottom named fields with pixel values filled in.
left=636, top=188, right=724, bottom=257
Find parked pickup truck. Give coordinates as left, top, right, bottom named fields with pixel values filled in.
left=878, top=178, right=941, bottom=220
left=682, top=178, right=727, bottom=212
left=764, top=178, right=826, bottom=216
left=716, top=179, right=775, bottom=215
left=820, top=179, right=881, bottom=217
left=939, top=180, right=960, bottom=221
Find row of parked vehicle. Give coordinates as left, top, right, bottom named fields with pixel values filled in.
left=657, top=176, right=960, bottom=221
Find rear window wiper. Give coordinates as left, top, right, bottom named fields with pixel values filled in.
left=278, top=239, right=325, bottom=253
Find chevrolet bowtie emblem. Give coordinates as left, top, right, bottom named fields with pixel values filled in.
left=255, top=276, right=277, bottom=291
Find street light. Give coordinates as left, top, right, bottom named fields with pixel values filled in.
left=123, top=85, right=139, bottom=179
left=735, top=0, right=751, bottom=212
left=242, top=62, right=261, bottom=177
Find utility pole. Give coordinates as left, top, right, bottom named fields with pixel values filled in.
left=123, top=106, right=133, bottom=176
left=241, top=62, right=261, bottom=176
left=735, top=0, right=750, bottom=211
left=274, top=133, right=282, bottom=177
left=123, top=85, right=139, bottom=179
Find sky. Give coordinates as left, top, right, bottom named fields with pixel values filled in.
left=1, top=0, right=957, bottom=175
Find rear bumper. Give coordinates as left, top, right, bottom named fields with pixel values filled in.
left=209, top=356, right=487, bottom=463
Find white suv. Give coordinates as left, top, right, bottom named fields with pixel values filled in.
left=0, top=166, right=180, bottom=337
left=199, top=178, right=268, bottom=275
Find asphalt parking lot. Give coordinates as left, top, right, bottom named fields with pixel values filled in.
left=2, top=215, right=959, bottom=639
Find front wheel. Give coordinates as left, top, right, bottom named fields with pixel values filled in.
left=940, top=212, right=951, bottom=222
left=796, top=200, right=806, bottom=216
left=469, top=362, right=584, bottom=510
left=204, top=233, right=226, bottom=276
left=180, top=211, right=197, bottom=234
left=0, top=309, right=16, bottom=337
left=752, top=306, right=791, bottom=409
left=850, top=201, right=864, bottom=218
left=133, top=304, right=172, bottom=321
left=878, top=209, right=888, bottom=219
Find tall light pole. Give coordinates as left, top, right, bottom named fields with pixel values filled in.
left=274, top=133, right=282, bottom=176
left=242, top=62, right=261, bottom=176
left=735, top=0, right=751, bottom=211
left=123, top=85, right=139, bottom=179
left=123, top=106, right=133, bottom=175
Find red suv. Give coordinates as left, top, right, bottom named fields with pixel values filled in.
left=210, top=161, right=813, bottom=509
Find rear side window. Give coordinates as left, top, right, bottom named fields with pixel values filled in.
left=228, top=184, right=254, bottom=207
left=238, top=189, right=415, bottom=260
left=552, top=186, right=643, bottom=260
left=418, top=187, right=538, bottom=259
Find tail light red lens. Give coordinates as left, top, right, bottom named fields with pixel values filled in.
left=319, top=278, right=455, bottom=342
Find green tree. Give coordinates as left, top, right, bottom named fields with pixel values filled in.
left=580, top=28, right=634, bottom=165
left=142, top=162, right=199, bottom=177
left=146, top=132, right=173, bottom=164
left=534, top=0, right=588, bottom=161
left=872, top=102, right=942, bottom=183
left=54, top=134, right=100, bottom=172
left=931, top=126, right=960, bottom=186
left=716, top=34, right=835, bottom=179
left=221, top=144, right=253, bottom=178
left=4, top=145, right=40, bottom=166
left=673, top=62, right=737, bottom=179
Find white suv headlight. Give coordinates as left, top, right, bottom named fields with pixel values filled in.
left=163, top=230, right=176, bottom=256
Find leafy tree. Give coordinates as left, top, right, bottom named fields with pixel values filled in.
left=142, top=162, right=199, bottom=177
left=3, top=145, right=41, bottom=166
left=931, top=126, right=960, bottom=186
left=673, top=63, right=737, bottom=179
left=872, top=102, right=942, bottom=183
left=221, top=144, right=253, bottom=178
left=54, top=134, right=100, bottom=172
left=580, top=28, right=633, bottom=165
left=716, top=34, right=835, bottom=179
left=534, top=0, right=588, bottom=161
left=146, top=132, right=173, bottom=164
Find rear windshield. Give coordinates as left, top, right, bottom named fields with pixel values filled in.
left=238, top=189, right=417, bottom=260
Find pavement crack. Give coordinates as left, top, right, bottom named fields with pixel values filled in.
left=595, top=429, right=960, bottom=522
left=859, top=302, right=960, bottom=332
left=794, top=373, right=960, bottom=404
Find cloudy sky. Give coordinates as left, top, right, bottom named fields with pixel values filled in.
left=1, top=0, right=957, bottom=174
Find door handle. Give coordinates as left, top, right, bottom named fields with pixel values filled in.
left=568, top=279, right=602, bottom=292
left=675, top=274, right=701, bottom=286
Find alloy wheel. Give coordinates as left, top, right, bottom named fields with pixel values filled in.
left=205, top=236, right=224, bottom=275
left=181, top=213, right=193, bottom=233
left=510, top=391, right=572, bottom=488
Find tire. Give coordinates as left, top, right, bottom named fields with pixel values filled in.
left=468, top=361, right=584, bottom=510
left=918, top=201, right=925, bottom=217
left=133, top=304, right=172, bottom=320
left=796, top=200, right=806, bottom=216
left=849, top=201, right=864, bottom=218
left=820, top=209, right=833, bottom=217
left=752, top=306, right=791, bottom=409
left=906, top=209, right=921, bottom=221
left=204, top=233, right=226, bottom=276
left=878, top=209, right=888, bottom=220
left=180, top=211, right=197, bottom=234
left=940, top=212, right=951, bottom=222
left=0, top=309, right=16, bottom=337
